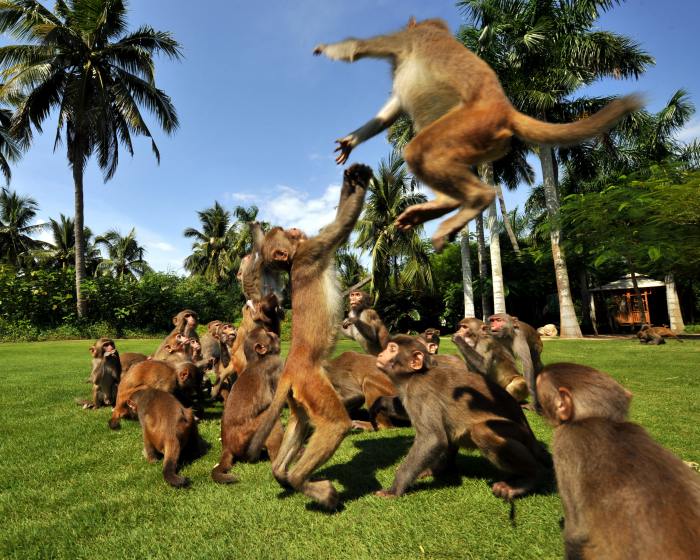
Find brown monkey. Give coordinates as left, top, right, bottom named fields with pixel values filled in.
left=211, top=328, right=284, bottom=483
left=324, top=351, right=399, bottom=430
left=201, top=320, right=237, bottom=385
left=537, top=363, right=700, bottom=559
left=374, top=335, right=550, bottom=500
left=418, top=328, right=441, bottom=354
left=79, top=337, right=122, bottom=408
left=489, top=314, right=543, bottom=408
left=637, top=324, right=683, bottom=344
left=120, top=352, right=148, bottom=374
left=152, top=309, right=201, bottom=362
left=126, top=388, right=201, bottom=488
left=108, top=359, right=199, bottom=430
left=340, top=290, right=390, bottom=355
left=246, top=163, right=371, bottom=510
left=453, top=317, right=529, bottom=403
left=314, top=18, right=641, bottom=250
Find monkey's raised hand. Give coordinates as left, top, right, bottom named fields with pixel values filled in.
left=335, top=136, right=357, bottom=165
left=313, top=41, right=357, bottom=62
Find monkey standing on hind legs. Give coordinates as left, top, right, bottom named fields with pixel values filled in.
left=246, top=163, right=372, bottom=510
left=314, top=17, right=642, bottom=251
left=537, top=363, right=700, bottom=559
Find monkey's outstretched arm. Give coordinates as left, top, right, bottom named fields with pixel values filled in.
left=452, top=336, right=488, bottom=375
left=334, top=96, right=402, bottom=164
left=313, top=33, right=406, bottom=63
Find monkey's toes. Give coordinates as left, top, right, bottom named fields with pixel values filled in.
left=374, top=489, right=397, bottom=498
left=492, top=480, right=533, bottom=501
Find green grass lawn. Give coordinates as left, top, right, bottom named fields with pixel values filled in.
left=0, top=337, right=698, bottom=559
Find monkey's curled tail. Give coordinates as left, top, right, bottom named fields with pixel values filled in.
left=510, top=95, right=643, bottom=146
left=245, top=376, right=291, bottom=462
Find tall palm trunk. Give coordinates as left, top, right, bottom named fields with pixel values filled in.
left=481, top=164, right=506, bottom=314
left=460, top=225, right=475, bottom=317
left=475, top=213, right=492, bottom=320
left=495, top=183, right=520, bottom=254
left=539, top=145, right=582, bottom=338
left=664, top=273, right=685, bottom=332
left=72, top=164, right=87, bottom=318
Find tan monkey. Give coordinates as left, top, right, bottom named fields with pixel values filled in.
left=314, top=17, right=642, bottom=250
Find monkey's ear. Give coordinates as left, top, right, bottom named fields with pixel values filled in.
left=427, top=342, right=439, bottom=355
left=556, top=387, right=574, bottom=422
left=178, top=368, right=191, bottom=383
left=409, top=350, right=425, bottom=371
left=407, top=16, right=417, bottom=28
left=172, top=315, right=179, bottom=325
left=480, top=324, right=489, bottom=333
left=254, top=343, right=268, bottom=356
left=513, top=317, right=521, bottom=329
left=126, top=399, right=137, bottom=412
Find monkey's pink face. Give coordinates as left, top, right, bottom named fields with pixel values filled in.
left=185, top=314, right=197, bottom=327
left=376, top=342, right=399, bottom=372
left=489, top=316, right=506, bottom=332
left=349, top=291, right=364, bottom=309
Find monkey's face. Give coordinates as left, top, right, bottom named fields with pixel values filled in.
left=263, top=227, right=307, bottom=269
left=377, top=342, right=401, bottom=373
left=489, top=315, right=514, bottom=338
left=454, top=320, right=485, bottom=346
left=349, top=291, right=365, bottom=310
left=377, top=338, right=428, bottom=376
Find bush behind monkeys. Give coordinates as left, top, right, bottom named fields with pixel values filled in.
left=314, top=17, right=642, bottom=250
left=537, top=363, right=700, bottom=560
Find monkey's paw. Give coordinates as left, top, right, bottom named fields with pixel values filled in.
left=374, top=489, right=397, bottom=498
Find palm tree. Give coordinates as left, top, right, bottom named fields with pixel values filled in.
left=0, top=187, right=47, bottom=267
left=95, top=227, right=150, bottom=280
left=0, top=0, right=181, bottom=316
left=354, top=152, right=434, bottom=300
left=40, top=213, right=100, bottom=274
left=0, top=107, right=21, bottom=183
left=459, top=0, right=653, bottom=337
left=184, top=202, right=233, bottom=284
left=335, top=245, right=367, bottom=292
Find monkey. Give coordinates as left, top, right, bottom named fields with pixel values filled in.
left=418, top=328, right=441, bottom=354
left=374, top=335, right=550, bottom=500
left=108, top=359, right=199, bottom=430
left=126, top=388, right=202, bottom=488
left=537, top=363, right=700, bottom=559
left=324, top=351, right=399, bottom=430
left=211, top=327, right=284, bottom=484
left=79, top=337, right=122, bottom=409
left=453, top=317, right=529, bottom=403
left=152, top=309, right=201, bottom=362
left=201, top=320, right=237, bottom=389
left=245, top=163, right=372, bottom=510
left=637, top=324, right=683, bottom=344
left=314, top=17, right=642, bottom=251
left=120, top=352, right=148, bottom=374
left=489, top=313, right=543, bottom=408
left=340, top=290, right=390, bottom=355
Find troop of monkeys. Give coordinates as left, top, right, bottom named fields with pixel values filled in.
left=79, top=17, right=698, bottom=559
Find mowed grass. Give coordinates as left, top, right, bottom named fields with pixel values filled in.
left=0, top=337, right=698, bottom=560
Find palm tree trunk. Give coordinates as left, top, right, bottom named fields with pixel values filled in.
left=664, top=273, right=685, bottom=332
left=72, top=165, right=87, bottom=318
left=495, top=183, right=520, bottom=254
left=481, top=164, right=506, bottom=314
left=460, top=225, right=475, bottom=317
left=539, top=145, right=582, bottom=338
left=475, top=213, right=492, bottom=320
left=578, top=268, right=594, bottom=333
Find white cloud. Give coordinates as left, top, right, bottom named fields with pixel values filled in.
left=227, top=192, right=259, bottom=202
left=677, top=118, right=700, bottom=143
left=149, top=241, right=175, bottom=252
left=260, top=183, right=342, bottom=235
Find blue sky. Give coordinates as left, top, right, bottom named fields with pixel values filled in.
left=9, top=0, right=700, bottom=272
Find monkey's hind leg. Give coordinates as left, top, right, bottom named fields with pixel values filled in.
left=270, top=399, right=310, bottom=488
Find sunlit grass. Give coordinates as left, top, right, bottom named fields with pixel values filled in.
left=0, top=337, right=697, bottom=559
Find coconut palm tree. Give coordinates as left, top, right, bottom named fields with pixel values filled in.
left=0, top=187, right=47, bottom=267
left=354, top=153, right=434, bottom=300
left=95, top=228, right=151, bottom=280
left=184, top=202, right=233, bottom=284
left=459, top=0, right=653, bottom=337
left=39, top=213, right=100, bottom=274
left=0, top=0, right=181, bottom=316
left=0, top=107, right=21, bottom=183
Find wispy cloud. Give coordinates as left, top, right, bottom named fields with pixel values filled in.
left=677, top=118, right=700, bottom=143
left=227, top=192, right=259, bottom=202
left=262, top=183, right=341, bottom=235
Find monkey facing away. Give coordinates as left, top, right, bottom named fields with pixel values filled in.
left=453, top=317, right=529, bottom=403
left=637, top=324, right=683, bottom=345
left=246, top=163, right=372, bottom=510
left=211, top=327, right=284, bottom=484
left=537, top=363, right=700, bottom=560
left=314, top=18, right=641, bottom=250
left=375, top=335, right=550, bottom=500
left=340, top=290, right=390, bottom=355
left=126, top=388, right=203, bottom=488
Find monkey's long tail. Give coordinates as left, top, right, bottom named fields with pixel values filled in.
left=245, top=377, right=292, bottom=462
left=510, top=94, right=643, bottom=146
